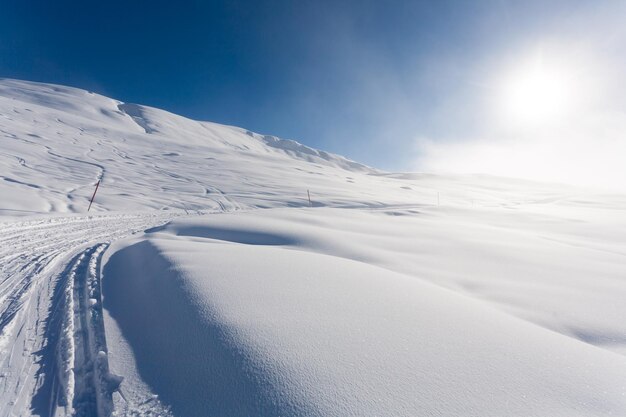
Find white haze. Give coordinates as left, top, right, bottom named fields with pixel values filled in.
left=413, top=3, right=626, bottom=190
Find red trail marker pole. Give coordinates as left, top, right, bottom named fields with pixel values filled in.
left=88, top=180, right=100, bottom=212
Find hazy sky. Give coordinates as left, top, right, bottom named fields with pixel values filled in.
left=1, top=0, right=625, bottom=187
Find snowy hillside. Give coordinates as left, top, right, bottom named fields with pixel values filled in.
left=1, top=79, right=626, bottom=417
left=0, top=78, right=379, bottom=215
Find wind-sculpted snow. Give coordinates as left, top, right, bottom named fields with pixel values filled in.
left=101, top=209, right=626, bottom=416
left=149, top=206, right=626, bottom=355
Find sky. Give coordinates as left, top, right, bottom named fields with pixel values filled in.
left=1, top=0, right=625, bottom=188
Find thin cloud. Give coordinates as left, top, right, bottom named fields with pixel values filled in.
left=413, top=2, right=626, bottom=190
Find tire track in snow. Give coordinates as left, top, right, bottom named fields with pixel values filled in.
left=0, top=213, right=176, bottom=417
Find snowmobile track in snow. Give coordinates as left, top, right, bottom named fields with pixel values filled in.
left=0, top=213, right=176, bottom=417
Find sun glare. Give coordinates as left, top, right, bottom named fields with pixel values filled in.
left=499, top=58, right=572, bottom=127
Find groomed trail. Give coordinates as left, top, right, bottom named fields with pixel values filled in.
left=0, top=212, right=176, bottom=417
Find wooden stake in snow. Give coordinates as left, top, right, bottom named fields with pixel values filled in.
left=88, top=180, right=100, bottom=212
left=307, top=189, right=312, bottom=207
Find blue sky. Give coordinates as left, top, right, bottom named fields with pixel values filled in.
left=1, top=0, right=625, bottom=184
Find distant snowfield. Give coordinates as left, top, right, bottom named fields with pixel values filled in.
left=1, top=79, right=625, bottom=416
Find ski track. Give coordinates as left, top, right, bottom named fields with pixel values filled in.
left=0, top=212, right=176, bottom=417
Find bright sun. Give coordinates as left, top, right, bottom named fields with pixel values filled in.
left=500, top=59, right=572, bottom=127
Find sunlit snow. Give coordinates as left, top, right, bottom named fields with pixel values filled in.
left=1, top=79, right=625, bottom=417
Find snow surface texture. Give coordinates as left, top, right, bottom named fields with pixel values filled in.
left=102, top=210, right=626, bottom=417
left=1, top=78, right=626, bottom=416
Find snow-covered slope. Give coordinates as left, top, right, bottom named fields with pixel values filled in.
left=2, top=78, right=606, bottom=216
left=0, top=78, right=381, bottom=215
left=1, top=79, right=626, bottom=417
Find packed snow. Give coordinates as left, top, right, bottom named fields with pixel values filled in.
left=1, top=78, right=625, bottom=416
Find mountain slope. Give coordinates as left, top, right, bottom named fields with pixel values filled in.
left=1, top=78, right=600, bottom=216
left=0, top=78, right=382, bottom=215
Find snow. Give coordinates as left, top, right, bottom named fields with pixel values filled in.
left=101, top=208, right=626, bottom=416
left=144, top=206, right=626, bottom=358
left=0, top=77, right=384, bottom=215
left=1, top=78, right=625, bottom=416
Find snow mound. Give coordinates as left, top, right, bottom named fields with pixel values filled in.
left=102, top=209, right=626, bottom=417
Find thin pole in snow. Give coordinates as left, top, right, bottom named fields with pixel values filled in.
left=307, top=189, right=312, bottom=207
left=88, top=180, right=100, bottom=212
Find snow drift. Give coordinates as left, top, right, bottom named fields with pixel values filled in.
left=102, top=209, right=626, bottom=416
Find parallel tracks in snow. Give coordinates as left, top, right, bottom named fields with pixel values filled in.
left=0, top=213, right=175, bottom=417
